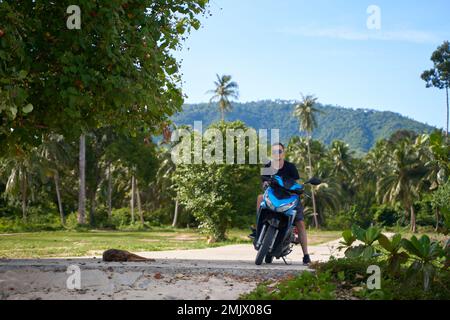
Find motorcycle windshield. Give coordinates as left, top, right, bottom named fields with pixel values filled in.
left=274, top=175, right=304, bottom=192
left=266, top=188, right=297, bottom=207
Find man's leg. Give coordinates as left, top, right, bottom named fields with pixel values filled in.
left=294, top=204, right=311, bottom=264
left=250, top=194, right=264, bottom=239
left=256, top=194, right=263, bottom=212
left=295, top=220, right=308, bottom=255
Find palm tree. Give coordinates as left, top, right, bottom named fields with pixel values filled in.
left=286, top=136, right=309, bottom=174
left=293, top=94, right=322, bottom=228
left=38, top=134, right=72, bottom=225
left=148, top=147, right=179, bottom=226
left=415, top=132, right=449, bottom=230
left=377, top=141, right=428, bottom=233
left=1, top=149, right=38, bottom=221
left=207, top=74, right=239, bottom=121
left=329, top=140, right=355, bottom=211
left=78, top=133, right=86, bottom=224
left=329, top=141, right=354, bottom=180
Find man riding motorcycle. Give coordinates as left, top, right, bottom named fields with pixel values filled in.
left=250, top=142, right=311, bottom=265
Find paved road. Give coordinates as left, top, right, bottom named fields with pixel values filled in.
left=0, top=238, right=345, bottom=300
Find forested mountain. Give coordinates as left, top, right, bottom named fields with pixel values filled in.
left=172, top=100, right=435, bottom=153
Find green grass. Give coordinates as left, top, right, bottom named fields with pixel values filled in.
left=303, top=230, right=342, bottom=245
left=0, top=227, right=249, bottom=258
left=0, top=227, right=342, bottom=259
left=382, top=225, right=449, bottom=243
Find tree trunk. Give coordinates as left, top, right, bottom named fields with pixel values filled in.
left=78, top=133, right=86, bottom=224
left=21, top=173, right=27, bottom=222
left=107, top=163, right=112, bottom=220
left=446, top=86, right=449, bottom=138
left=136, top=178, right=144, bottom=225
left=54, top=171, right=65, bottom=225
left=307, top=136, right=319, bottom=229
left=435, top=208, right=440, bottom=232
left=130, top=175, right=135, bottom=223
left=410, top=205, right=416, bottom=233
left=172, top=197, right=179, bottom=227
left=30, top=175, right=35, bottom=203
left=89, top=189, right=96, bottom=227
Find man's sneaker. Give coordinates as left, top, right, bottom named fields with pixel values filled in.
left=248, top=226, right=256, bottom=239
left=303, top=254, right=311, bottom=265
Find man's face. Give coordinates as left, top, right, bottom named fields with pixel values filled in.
left=271, top=145, right=285, bottom=161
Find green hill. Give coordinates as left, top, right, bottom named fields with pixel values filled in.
left=172, top=100, right=435, bottom=153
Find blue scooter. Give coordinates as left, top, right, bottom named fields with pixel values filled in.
left=254, top=175, right=321, bottom=265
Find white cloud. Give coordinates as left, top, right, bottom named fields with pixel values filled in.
left=278, top=26, right=441, bottom=44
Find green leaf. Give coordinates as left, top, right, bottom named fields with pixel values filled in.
left=418, top=235, right=431, bottom=257
left=345, top=245, right=365, bottom=259
left=365, top=226, right=381, bottom=245
left=23, top=103, right=33, bottom=114
left=391, top=234, right=403, bottom=250
left=341, top=230, right=356, bottom=246
left=401, top=238, right=422, bottom=258
left=423, top=263, right=435, bottom=291
left=378, top=233, right=392, bottom=252
left=17, top=70, right=28, bottom=80
left=191, top=18, right=201, bottom=30
left=351, top=225, right=366, bottom=242
left=362, top=246, right=375, bottom=260
left=10, top=106, right=17, bottom=119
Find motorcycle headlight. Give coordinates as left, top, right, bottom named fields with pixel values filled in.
left=276, top=200, right=297, bottom=213
left=265, top=195, right=275, bottom=210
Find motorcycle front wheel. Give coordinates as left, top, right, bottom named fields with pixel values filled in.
left=265, top=255, right=274, bottom=263
left=255, top=225, right=277, bottom=265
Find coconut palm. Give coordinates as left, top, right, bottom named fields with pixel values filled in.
left=207, top=74, right=239, bottom=121
left=293, top=94, right=323, bottom=228
left=415, top=132, right=449, bottom=230
left=329, top=140, right=354, bottom=180
left=78, top=133, right=86, bottom=224
left=286, top=136, right=309, bottom=174
left=38, top=134, right=72, bottom=225
left=377, top=141, right=428, bottom=233
left=1, top=149, right=39, bottom=221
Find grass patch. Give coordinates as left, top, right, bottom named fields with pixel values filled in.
left=305, top=230, right=342, bottom=245
left=0, top=227, right=343, bottom=259
left=0, top=227, right=251, bottom=258
left=241, top=257, right=450, bottom=300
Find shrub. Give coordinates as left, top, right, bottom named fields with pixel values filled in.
left=372, top=205, right=400, bottom=227
left=110, top=207, right=132, bottom=228
left=117, top=220, right=151, bottom=231
left=325, top=211, right=353, bottom=230
left=0, top=208, right=63, bottom=233
left=144, top=207, right=173, bottom=226
left=173, top=121, right=261, bottom=241
left=240, top=271, right=336, bottom=300
left=326, top=206, right=374, bottom=230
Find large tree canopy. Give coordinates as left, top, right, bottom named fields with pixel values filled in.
left=0, top=0, right=208, bottom=153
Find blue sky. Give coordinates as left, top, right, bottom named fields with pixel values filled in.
left=174, top=0, right=450, bottom=129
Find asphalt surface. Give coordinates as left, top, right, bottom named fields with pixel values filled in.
left=0, top=239, right=345, bottom=300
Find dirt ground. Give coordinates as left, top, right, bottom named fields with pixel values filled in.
left=0, top=238, right=346, bottom=300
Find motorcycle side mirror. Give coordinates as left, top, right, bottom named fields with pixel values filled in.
left=306, top=177, right=321, bottom=186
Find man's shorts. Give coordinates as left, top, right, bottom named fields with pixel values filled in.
left=294, top=202, right=305, bottom=222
